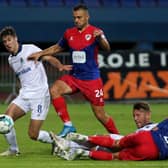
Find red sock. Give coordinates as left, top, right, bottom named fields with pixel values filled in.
left=88, top=135, right=114, bottom=148
left=52, top=97, right=71, bottom=122
left=90, top=150, right=113, bottom=160
left=104, top=117, right=119, bottom=134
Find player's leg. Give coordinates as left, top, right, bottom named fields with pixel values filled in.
left=89, top=150, right=114, bottom=160
left=28, top=119, right=52, bottom=143
left=67, top=132, right=115, bottom=148
left=0, top=99, right=25, bottom=156
left=28, top=96, right=53, bottom=143
left=0, top=127, right=20, bottom=156
left=118, top=131, right=159, bottom=160
left=91, top=105, right=119, bottom=134
left=80, top=78, right=119, bottom=134
left=62, top=132, right=154, bottom=161
left=87, top=132, right=158, bottom=160
left=50, top=75, right=77, bottom=137
left=56, top=147, right=114, bottom=160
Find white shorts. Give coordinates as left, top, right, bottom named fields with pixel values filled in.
left=12, top=94, right=50, bottom=120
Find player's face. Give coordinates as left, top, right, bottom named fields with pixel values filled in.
left=133, top=109, right=151, bottom=128
left=73, top=9, right=89, bottom=31
left=2, top=35, right=18, bottom=55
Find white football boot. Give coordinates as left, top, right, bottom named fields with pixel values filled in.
left=59, top=148, right=86, bottom=160
left=66, top=132, right=88, bottom=141
left=50, top=131, right=70, bottom=151
left=0, top=149, right=20, bottom=156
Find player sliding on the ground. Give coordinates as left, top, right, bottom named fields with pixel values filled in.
left=50, top=102, right=165, bottom=161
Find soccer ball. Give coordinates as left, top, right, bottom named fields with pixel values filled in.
left=0, top=114, right=14, bottom=134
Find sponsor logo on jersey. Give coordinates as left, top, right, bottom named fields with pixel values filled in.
left=16, top=67, right=31, bottom=76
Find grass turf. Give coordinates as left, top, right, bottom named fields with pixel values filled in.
left=0, top=103, right=168, bottom=168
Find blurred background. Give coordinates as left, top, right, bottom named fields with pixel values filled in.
left=1, top=0, right=168, bottom=50
left=0, top=0, right=168, bottom=103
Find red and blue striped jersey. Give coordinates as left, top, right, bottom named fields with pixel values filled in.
left=58, top=25, right=104, bottom=80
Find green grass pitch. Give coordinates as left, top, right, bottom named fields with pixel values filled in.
left=0, top=103, right=168, bottom=168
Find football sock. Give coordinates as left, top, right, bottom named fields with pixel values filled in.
left=64, top=121, right=73, bottom=126
left=4, top=127, right=19, bottom=152
left=88, top=135, right=114, bottom=148
left=37, top=130, right=53, bottom=143
left=90, top=150, right=113, bottom=160
left=52, top=97, right=71, bottom=123
left=104, top=117, right=119, bottom=134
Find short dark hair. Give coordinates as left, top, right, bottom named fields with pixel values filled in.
left=133, top=101, right=151, bottom=112
left=0, top=26, right=17, bottom=39
left=73, top=4, right=88, bottom=11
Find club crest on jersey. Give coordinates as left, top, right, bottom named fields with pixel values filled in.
left=85, top=34, right=92, bottom=41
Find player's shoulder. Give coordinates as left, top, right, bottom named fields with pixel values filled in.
left=157, top=118, right=168, bottom=128
left=136, top=123, right=158, bottom=132
left=22, top=44, right=37, bottom=48
left=22, top=44, right=41, bottom=51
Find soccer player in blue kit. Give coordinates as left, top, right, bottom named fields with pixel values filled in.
left=28, top=4, right=119, bottom=137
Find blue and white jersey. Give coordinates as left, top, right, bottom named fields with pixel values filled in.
left=110, top=123, right=158, bottom=140
left=151, top=119, right=168, bottom=160
left=135, top=123, right=158, bottom=132
left=8, top=44, right=49, bottom=99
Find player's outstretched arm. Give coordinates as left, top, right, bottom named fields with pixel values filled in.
left=28, top=44, right=63, bottom=62
left=42, top=55, right=72, bottom=71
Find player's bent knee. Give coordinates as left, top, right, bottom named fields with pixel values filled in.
left=49, top=87, right=55, bottom=96
left=49, top=86, right=60, bottom=97
left=28, top=130, right=38, bottom=140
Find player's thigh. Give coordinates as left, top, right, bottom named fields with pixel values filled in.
left=118, top=144, right=149, bottom=160
left=30, top=96, right=50, bottom=121
left=28, top=97, right=49, bottom=138
left=80, top=78, right=104, bottom=106
left=5, top=96, right=28, bottom=121
left=119, top=131, right=159, bottom=160
left=119, top=145, right=158, bottom=160
left=50, top=77, right=73, bottom=96
left=118, top=148, right=140, bottom=160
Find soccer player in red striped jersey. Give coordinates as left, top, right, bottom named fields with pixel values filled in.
left=28, top=4, right=118, bottom=137
left=62, top=119, right=167, bottom=161
left=50, top=102, right=167, bottom=161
